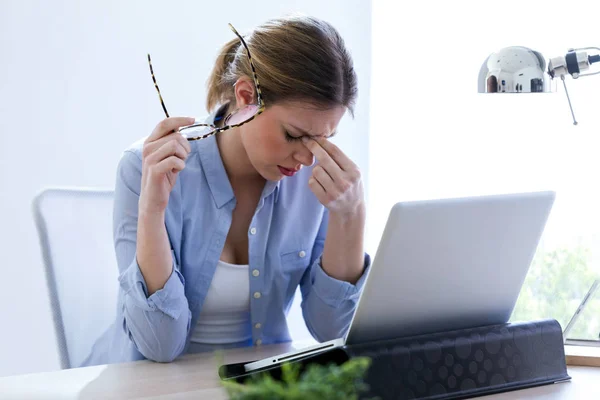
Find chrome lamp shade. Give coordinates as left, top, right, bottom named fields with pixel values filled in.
left=478, top=46, right=554, bottom=93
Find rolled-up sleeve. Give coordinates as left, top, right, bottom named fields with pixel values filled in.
left=113, top=150, right=191, bottom=362
left=119, top=254, right=186, bottom=319
left=309, top=253, right=370, bottom=308
left=299, top=209, right=371, bottom=342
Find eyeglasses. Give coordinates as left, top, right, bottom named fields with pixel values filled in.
left=147, top=23, right=265, bottom=141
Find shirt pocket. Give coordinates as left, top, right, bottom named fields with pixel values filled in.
left=280, top=248, right=313, bottom=285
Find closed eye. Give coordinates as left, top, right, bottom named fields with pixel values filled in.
left=284, top=131, right=303, bottom=142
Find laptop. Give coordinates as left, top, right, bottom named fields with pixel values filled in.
left=242, top=190, right=555, bottom=373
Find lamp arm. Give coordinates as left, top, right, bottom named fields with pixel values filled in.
left=570, top=47, right=600, bottom=78
left=547, top=47, right=600, bottom=124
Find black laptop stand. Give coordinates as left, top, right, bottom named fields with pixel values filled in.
left=220, top=319, right=570, bottom=400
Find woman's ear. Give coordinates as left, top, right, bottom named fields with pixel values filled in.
left=233, top=77, right=256, bottom=108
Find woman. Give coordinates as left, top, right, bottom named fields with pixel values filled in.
left=84, top=14, right=370, bottom=366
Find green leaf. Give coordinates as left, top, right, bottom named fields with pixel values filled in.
left=220, top=356, right=376, bottom=400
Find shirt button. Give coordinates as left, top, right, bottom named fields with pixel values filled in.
left=252, top=269, right=260, bottom=277
left=254, top=323, right=262, bottom=329
left=250, top=227, right=257, bottom=235
left=256, top=339, right=263, bottom=346
left=253, top=292, right=261, bottom=299
left=298, top=251, right=306, bottom=258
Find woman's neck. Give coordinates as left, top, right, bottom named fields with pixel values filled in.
left=216, top=128, right=264, bottom=185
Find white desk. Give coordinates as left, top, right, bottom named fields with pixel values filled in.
left=0, top=343, right=598, bottom=399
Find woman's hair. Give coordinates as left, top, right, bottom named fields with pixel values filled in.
left=206, top=14, right=357, bottom=116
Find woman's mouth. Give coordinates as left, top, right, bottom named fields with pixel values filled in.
left=278, top=165, right=297, bottom=177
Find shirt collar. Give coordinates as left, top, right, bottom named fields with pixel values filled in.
left=264, top=180, right=280, bottom=203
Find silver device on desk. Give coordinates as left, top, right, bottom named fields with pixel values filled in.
left=244, top=191, right=556, bottom=372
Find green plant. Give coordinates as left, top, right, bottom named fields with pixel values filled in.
left=221, top=357, right=375, bottom=400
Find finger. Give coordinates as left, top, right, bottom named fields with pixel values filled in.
left=308, top=177, right=327, bottom=204
left=144, top=132, right=191, bottom=157
left=311, top=136, right=356, bottom=171
left=148, top=117, right=196, bottom=142
left=153, top=156, right=186, bottom=175
left=302, top=137, right=342, bottom=178
left=146, top=140, right=188, bottom=166
left=168, top=131, right=192, bottom=153
left=176, top=131, right=192, bottom=153
left=312, top=165, right=335, bottom=191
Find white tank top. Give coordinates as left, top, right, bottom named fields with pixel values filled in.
left=190, top=259, right=252, bottom=345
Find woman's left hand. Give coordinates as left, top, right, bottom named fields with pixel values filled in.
left=302, top=136, right=365, bottom=217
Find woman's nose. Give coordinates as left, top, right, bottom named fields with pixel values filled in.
left=294, top=147, right=315, bottom=167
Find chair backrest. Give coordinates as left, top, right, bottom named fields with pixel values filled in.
left=32, top=187, right=117, bottom=369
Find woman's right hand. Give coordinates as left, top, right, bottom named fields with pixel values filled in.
left=139, top=117, right=194, bottom=214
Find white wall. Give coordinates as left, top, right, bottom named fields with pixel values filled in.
left=368, top=0, right=600, bottom=255
left=0, top=0, right=371, bottom=376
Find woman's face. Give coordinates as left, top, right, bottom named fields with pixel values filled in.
left=239, top=100, right=346, bottom=181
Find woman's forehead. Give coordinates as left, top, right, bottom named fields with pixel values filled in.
left=274, top=102, right=345, bottom=136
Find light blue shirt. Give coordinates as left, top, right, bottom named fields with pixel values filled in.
left=83, top=111, right=370, bottom=366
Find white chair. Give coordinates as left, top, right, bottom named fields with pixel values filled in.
left=32, top=187, right=118, bottom=369
left=32, top=187, right=313, bottom=368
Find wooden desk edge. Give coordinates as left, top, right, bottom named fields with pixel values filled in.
left=565, top=345, right=600, bottom=367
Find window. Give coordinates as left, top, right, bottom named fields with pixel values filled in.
left=369, top=0, right=600, bottom=343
